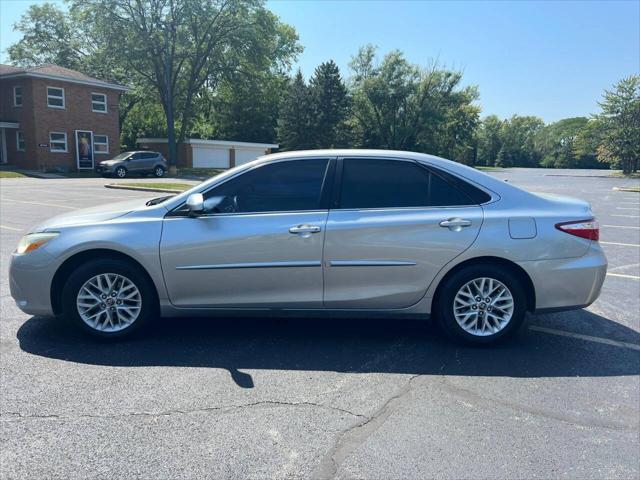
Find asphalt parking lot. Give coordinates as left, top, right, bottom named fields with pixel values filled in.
left=1, top=169, right=638, bottom=479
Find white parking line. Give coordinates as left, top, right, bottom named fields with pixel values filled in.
left=600, top=241, right=640, bottom=247
left=616, top=207, right=639, bottom=210
left=611, top=214, right=639, bottom=218
left=602, top=225, right=640, bottom=229
left=529, top=325, right=640, bottom=351
left=0, top=198, right=77, bottom=210
left=607, top=272, right=640, bottom=280
left=0, top=224, right=22, bottom=231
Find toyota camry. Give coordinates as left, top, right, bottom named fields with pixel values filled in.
left=9, top=150, right=607, bottom=344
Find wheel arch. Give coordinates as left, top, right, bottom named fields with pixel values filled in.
left=432, top=256, right=536, bottom=312
left=50, top=248, right=159, bottom=316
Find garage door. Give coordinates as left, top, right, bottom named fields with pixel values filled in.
left=235, top=148, right=266, bottom=166
left=192, top=146, right=229, bottom=168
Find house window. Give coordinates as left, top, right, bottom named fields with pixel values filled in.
left=94, top=135, right=109, bottom=154
left=49, top=132, right=68, bottom=152
left=13, top=86, right=23, bottom=107
left=16, top=131, right=25, bottom=151
left=47, top=87, right=65, bottom=108
left=91, top=93, right=107, bottom=113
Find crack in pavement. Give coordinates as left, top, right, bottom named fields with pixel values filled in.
left=439, top=377, right=640, bottom=432
left=0, top=400, right=366, bottom=423
left=311, top=373, right=422, bottom=480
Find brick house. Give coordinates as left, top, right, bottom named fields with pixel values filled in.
left=0, top=64, right=128, bottom=171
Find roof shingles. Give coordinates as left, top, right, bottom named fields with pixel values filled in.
left=0, top=63, right=127, bottom=90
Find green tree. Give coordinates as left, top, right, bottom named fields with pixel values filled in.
left=309, top=60, right=349, bottom=148
left=497, top=115, right=545, bottom=167
left=476, top=115, right=504, bottom=166
left=79, top=0, right=299, bottom=172
left=8, top=3, right=83, bottom=69
left=595, top=75, right=640, bottom=174
left=348, top=45, right=479, bottom=162
left=278, top=70, right=314, bottom=150
left=538, top=117, right=600, bottom=168
left=207, top=71, right=287, bottom=143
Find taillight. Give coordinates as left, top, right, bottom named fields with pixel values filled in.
left=555, top=219, right=599, bottom=241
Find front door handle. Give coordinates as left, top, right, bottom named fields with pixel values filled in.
left=439, top=218, right=472, bottom=231
left=289, top=224, right=321, bottom=237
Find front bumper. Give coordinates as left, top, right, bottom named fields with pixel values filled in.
left=95, top=165, right=115, bottom=174
left=9, top=252, right=57, bottom=316
left=519, top=242, right=608, bottom=312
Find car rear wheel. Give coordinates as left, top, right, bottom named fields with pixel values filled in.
left=435, top=264, right=527, bottom=344
left=115, top=166, right=127, bottom=178
left=153, top=166, right=165, bottom=178
left=61, top=258, right=156, bottom=338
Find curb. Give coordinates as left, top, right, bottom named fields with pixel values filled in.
left=613, top=187, right=640, bottom=193
left=105, top=184, right=186, bottom=194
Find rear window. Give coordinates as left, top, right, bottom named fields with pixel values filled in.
left=338, top=159, right=476, bottom=209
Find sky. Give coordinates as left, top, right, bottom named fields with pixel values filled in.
left=1, top=0, right=639, bottom=122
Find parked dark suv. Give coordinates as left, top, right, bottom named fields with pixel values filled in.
left=96, top=151, right=167, bottom=178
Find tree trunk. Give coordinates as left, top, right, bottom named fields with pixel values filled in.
left=166, top=102, right=178, bottom=176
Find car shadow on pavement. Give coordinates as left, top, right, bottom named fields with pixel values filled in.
left=17, top=310, right=640, bottom=389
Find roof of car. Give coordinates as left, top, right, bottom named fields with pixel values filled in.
left=261, top=149, right=471, bottom=175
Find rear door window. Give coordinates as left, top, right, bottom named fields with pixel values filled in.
left=338, top=158, right=474, bottom=208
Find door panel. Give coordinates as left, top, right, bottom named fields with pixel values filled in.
left=127, top=153, right=143, bottom=171
left=161, top=212, right=328, bottom=307
left=323, top=207, right=483, bottom=308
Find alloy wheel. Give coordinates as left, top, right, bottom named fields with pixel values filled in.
left=453, top=277, right=514, bottom=336
left=154, top=167, right=164, bottom=177
left=76, top=273, right=142, bottom=332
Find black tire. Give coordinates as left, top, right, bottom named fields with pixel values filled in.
left=61, top=258, right=157, bottom=339
left=435, top=264, right=527, bottom=345
left=153, top=166, right=165, bottom=178
left=115, top=166, right=127, bottom=178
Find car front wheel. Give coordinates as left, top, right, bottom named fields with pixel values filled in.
left=435, top=264, right=527, bottom=344
left=61, top=258, right=156, bottom=338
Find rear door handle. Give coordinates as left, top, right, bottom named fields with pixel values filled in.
left=289, top=224, right=321, bottom=236
left=439, top=218, right=472, bottom=231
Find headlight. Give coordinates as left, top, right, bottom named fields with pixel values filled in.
left=16, top=232, right=59, bottom=255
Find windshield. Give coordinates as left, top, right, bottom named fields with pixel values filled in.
left=110, top=152, right=131, bottom=161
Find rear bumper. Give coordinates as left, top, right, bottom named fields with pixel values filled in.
left=518, top=242, right=607, bottom=312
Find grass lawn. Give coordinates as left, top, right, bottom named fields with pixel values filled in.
left=176, top=167, right=224, bottom=179
left=56, top=171, right=102, bottom=178
left=611, top=171, right=640, bottom=179
left=616, top=185, right=640, bottom=193
left=0, top=171, right=27, bottom=178
left=475, top=166, right=504, bottom=171
left=113, top=182, right=193, bottom=192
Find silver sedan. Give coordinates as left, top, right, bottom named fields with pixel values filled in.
left=9, top=150, right=607, bottom=344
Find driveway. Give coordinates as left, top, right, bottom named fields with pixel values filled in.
left=1, top=169, right=638, bottom=479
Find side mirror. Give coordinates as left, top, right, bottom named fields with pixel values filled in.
left=186, top=193, right=204, bottom=216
